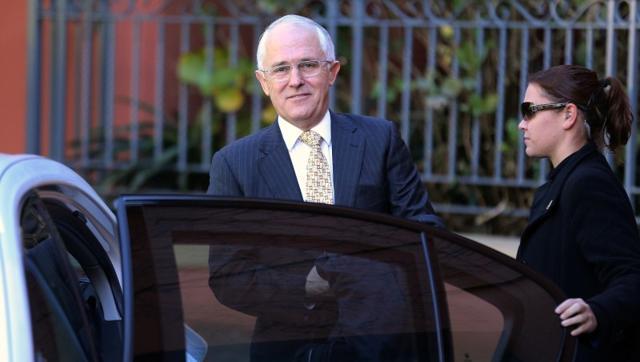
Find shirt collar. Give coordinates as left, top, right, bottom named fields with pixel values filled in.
left=278, top=111, right=332, bottom=151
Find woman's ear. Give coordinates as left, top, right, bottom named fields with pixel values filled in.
left=561, top=103, right=580, bottom=130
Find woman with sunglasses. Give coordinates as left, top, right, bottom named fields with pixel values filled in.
left=518, top=64, right=640, bottom=361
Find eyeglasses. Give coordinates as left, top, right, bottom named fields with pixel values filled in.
left=260, top=60, right=335, bottom=82
left=520, top=102, right=568, bottom=121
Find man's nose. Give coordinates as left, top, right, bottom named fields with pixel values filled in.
left=287, top=66, right=304, bottom=86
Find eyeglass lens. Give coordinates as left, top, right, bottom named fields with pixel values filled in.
left=520, top=102, right=534, bottom=120
left=269, top=60, right=326, bottom=81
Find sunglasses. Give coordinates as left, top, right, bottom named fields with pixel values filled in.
left=520, top=102, right=568, bottom=120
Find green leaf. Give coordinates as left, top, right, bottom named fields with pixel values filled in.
left=439, top=25, right=454, bottom=40
left=209, top=70, right=237, bottom=90
left=469, top=93, right=498, bottom=117
left=502, top=118, right=521, bottom=153
left=177, top=51, right=206, bottom=85
left=505, top=118, right=521, bottom=143
left=482, top=94, right=499, bottom=113
left=214, top=88, right=245, bottom=113
left=441, top=78, right=463, bottom=98
left=177, top=50, right=218, bottom=96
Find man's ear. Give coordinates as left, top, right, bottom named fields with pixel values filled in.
left=255, top=70, right=270, bottom=96
left=327, top=61, right=340, bottom=86
left=562, top=103, right=579, bottom=130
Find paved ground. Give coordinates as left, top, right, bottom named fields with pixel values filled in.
left=459, top=233, right=520, bottom=258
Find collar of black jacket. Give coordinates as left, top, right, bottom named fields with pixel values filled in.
left=518, top=142, right=600, bottom=257
left=547, top=141, right=598, bottom=181
left=526, top=142, right=598, bottom=227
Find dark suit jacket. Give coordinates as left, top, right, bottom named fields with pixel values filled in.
left=207, top=112, right=442, bottom=361
left=207, top=112, right=441, bottom=224
left=517, top=142, right=640, bottom=362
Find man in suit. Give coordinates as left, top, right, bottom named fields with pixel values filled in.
left=207, top=14, right=442, bottom=361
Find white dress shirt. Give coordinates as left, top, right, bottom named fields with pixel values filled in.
left=278, top=111, right=334, bottom=202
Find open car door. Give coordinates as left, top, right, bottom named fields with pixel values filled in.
left=116, top=196, right=576, bottom=362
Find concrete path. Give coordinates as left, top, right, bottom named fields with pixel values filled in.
left=459, top=233, right=520, bottom=258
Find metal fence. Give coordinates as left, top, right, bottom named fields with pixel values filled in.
left=26, top=0, right=639, bottom=224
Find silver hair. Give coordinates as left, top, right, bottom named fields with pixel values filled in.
left=256, top=14, right=335, bottom=70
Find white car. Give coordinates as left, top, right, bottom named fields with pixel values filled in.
left=0, top=154, right=576, bottom=361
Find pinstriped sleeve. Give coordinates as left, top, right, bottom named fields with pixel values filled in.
left=208, top=150, right=243, bottom=196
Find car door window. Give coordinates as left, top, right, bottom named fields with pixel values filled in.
left=430, top=233, right=575, bottom=361
left=119, top=199, right=445, bottom=361
left=118, top=197, right=575, bottom=362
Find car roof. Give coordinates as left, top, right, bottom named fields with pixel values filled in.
left=0, top=154, right=101, bottom=203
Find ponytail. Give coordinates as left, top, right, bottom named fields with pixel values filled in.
left=589, top=76, right=633, bottom=152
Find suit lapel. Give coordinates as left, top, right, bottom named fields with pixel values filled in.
left=331, top=112, right=365, bottom=207
left=257, top=123, right=303, bottom=201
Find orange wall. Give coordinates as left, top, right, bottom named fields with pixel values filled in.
left=0, top=1, right=198, bottom=156
left=0, top=2, right=28, bottom=153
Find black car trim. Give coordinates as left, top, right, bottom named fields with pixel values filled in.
left=24, top=258, right=89, bottom=361
left=421, top=232, right=451, bottom=362
left=115, top=198, right=135, bottom=362
left=43, top=200, right=124, bottom=318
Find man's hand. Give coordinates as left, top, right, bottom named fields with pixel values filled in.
left=305, top=265, right=330, bottom=297
left=555, top=298, right=598, bottom=336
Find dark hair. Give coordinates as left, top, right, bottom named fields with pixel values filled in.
left=528, top=64, right=633, bottom=152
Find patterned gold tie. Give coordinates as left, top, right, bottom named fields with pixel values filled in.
left=299, top=130, right=333, bottom=204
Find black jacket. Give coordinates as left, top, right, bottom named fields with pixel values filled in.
left=517, top=142, right=640, bottom=361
